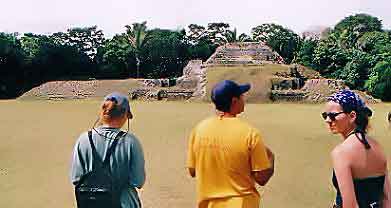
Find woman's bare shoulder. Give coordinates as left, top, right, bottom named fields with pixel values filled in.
left=331, top=142, right=354, bottom=161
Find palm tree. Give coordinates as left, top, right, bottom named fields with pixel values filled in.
left=124, top=21, right=150, bottom=78
left=238, top=33, right=252, bottom=42
left=224, top=28, right=252, bottom=43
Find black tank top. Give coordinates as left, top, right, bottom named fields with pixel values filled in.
left=332, top=131, right=385, bottom=208
left=332, top=171, right=385, bottom=207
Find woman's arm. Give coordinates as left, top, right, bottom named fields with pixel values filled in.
left=332, top=147, right=358, bottom=208
left=383, top=172, right=391, bottom=208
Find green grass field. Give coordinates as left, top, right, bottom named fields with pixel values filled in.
left=0, top=100, right=390, bottom=208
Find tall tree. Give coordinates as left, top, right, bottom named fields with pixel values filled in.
left=142, top=29, right=189, bottom=78
left=186, top=24, right=208, bottom=45
left=96, top=34, right=136, bottom=78
left=51, top=26, right=105, bottom=59
left=339, top=49, right=374, bottom=89
left=313, top=33, right=348, bottom=75
left=206, top=22, right=230, bottom=46
left=186, top=24, right=215, bottom=60
left=124, top=21, right=151, bottom=78
left=296, top=38, right=318, bottom=68
left=365, top=58, right=391, bottom=101
left=238, top=33, right=252, bottom=42
left=0, top=33, right=25, bottom=98
left=356, top=31, right=390, bottom=55
left=251, top=23, right=300, bottom=63
left=224, top=28, right=238, bottom=43
left=20, top=33, right=45, bottom=60
left=334, top=14, right=382, bottom=49
left=223, top=28, right=252, bottom=43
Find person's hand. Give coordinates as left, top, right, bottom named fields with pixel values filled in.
left=266, top=147, right=274, bottom=166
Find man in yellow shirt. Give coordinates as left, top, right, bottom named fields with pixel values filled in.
left=187, top=80, right=275, bottom=208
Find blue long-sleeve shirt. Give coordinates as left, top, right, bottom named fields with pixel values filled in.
left=70, top=126, right=146, bottom=208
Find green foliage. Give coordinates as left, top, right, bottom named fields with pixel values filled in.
left=309, top=13, right=389, bottom=99
left=356, top=31, right=390, bottom=54
left=185, top=23, right=253, bottom=61
left=313, top=34, right=348, bottom=75
left=0, top=33, right=24, bottom=70
left=222, top=28, right=253, bottom=43
left=20, top=33, right=45, bottom=60
left=186, top=24, right=208, bottom=45
left=334, top=14, right=382, bottom=35
left=366, top=58, right=391, bottom=101
left=0, top=14, right=390, bottom=100
left=52, top=26, right=105, bottom=59
left=0, top=33, right=25, bottom=98
left=334, top=14, right=382, bottom=49
left=296, top=38, right=318, bottom=68
left=141, top=29, right=189, bottom=78
left=251, top=23, right=300, bottom=63
left=238, top=33, right=252, bottom=42
left=124, top=21, right=151, bottom=78
left=186, top=41, right=214, bottom=61
left=224, top=28, right=238, bottom=43
left=339, top=50, right=373, bottom=89
left=96, top=35, right=136, bottom=78
left=206, top=22, right=230, bottom=46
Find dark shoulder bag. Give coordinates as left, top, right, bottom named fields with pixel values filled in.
left=75, top=130, right=125, bottom=208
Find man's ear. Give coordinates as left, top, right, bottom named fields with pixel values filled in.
left=231, top=97, right=239, bottom=106
left=230, top=96, right=241, bottom=111
left=128, top=111, right=133, bottom=119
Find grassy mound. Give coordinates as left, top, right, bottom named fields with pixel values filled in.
left=19, top=79, right=142, bottom=100
left=205, top=64, right=292, bottom=102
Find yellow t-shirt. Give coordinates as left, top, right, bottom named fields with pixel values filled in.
left=187, top=116, right=271, bottom=208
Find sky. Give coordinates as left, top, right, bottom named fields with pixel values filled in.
left=1, top=0, right=390, bottom=37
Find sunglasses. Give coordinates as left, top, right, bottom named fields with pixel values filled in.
left=321, top=112, right=345, bottom=121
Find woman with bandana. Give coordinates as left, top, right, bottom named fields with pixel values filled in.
left=322, top=90, right=391, bottom=208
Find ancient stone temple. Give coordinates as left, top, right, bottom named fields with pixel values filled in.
left=204, top=42, right=284, bottom=65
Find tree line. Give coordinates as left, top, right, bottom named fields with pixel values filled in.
left=0, top=13, right=390, bottom=100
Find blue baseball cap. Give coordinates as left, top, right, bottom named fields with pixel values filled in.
left=211, top=80, right=251, bottom=112
left=103, top=92, right=133, bottom=118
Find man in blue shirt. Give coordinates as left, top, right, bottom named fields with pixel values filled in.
left=70, top=92, right=145, bottom=208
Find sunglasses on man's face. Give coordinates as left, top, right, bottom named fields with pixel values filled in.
left=321, top=112, right=345, bottom=121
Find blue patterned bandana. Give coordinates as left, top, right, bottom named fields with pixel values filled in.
left=328, top=90, right=371, bottom=116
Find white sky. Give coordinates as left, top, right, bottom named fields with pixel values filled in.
left=0, top=0, right=390, bottom=37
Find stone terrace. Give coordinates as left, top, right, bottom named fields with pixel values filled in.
left=205, top=42, right=284, bottom=65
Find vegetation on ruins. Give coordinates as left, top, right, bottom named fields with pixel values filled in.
left=251, top=23, right=301, bottom=63
left=0, top=13, right=390, bottom=100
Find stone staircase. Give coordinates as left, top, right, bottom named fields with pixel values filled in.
left=205, top=42, right=284, bottom=65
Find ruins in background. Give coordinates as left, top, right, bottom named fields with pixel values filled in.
left=21, top=42, right=378, bottom=103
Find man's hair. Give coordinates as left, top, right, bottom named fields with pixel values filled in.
left=212, top=94, right=239, bottom=112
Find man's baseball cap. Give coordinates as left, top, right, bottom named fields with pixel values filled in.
left=103, top=92, right=133, bottom=119
left=211, top=80, right=251, bottom=112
